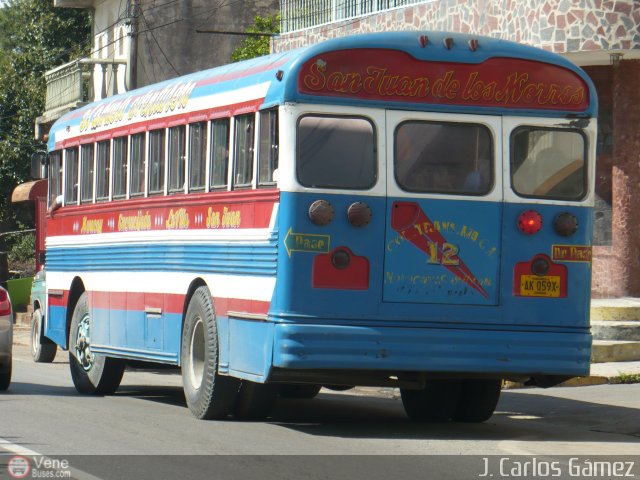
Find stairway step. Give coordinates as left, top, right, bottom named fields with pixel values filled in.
left=591, top=320, right=640, bottom=341
left=13, top=311, right=32, bottom=327
left=591, top=298, right=640, bottom=322
left=591, top=340, right=640, bottom=363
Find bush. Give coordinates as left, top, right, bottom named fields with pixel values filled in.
left=7, top=231, right=35, bottom=277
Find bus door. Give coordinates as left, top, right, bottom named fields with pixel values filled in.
left=383, top=110, right=503, bottom=306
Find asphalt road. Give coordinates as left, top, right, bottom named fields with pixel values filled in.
left=1, top=343, right=639, bottom=479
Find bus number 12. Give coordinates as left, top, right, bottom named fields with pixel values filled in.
left=427, top=242, right=460, bottom=266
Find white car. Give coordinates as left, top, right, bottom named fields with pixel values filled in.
left=0, top=285, right=13, bottom=390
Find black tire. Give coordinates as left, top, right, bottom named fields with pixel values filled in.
left=279, top=384, right=322, bottom=399
left=181, top=286, right=240, bottom=419
left=69, top=292, right=125, bottom=395
left=323, top=385, right=354, bottom=392
left=453, top=379, right=502, bottom=423
left=31, top=309, right=57, bottom=363
left=234, top=381, right=277, bottom=420
left=0, top=361, right=11, bottom=391
left=400, top=379, right=463, bottom=422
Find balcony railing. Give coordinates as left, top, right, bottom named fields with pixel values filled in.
left=44, top=58, right=128, bottom=113
left=280, top=0, right=430, bottom=33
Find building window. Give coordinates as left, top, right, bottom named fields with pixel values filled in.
left=259, top=109, right=279, bottom=186
left=210, top=118, right=230, bottom=190
left=168, top=125, right=186, bottom=194
left=80, top=144, right=94, bottom=204
left=64, top=147, right=79, bottom=205
left=148, top=129, right=166, bottom=196
left=233, top=114, right=254, bottom=188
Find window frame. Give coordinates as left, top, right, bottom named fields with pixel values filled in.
left=129, top=132, right=146, bottom=198
left=168, top=125, right=187, bottom=195
left=232, top=113, right=255, bottom=189
left=209, top=118, right=231, bottom=191
left=258, top=108, right=279, bottom=187
left=509, top=126, right=588, bottom=201
left=296, top=114, right=378, bottom=190
left=95, top=140, right=111, bottom=202
left=112, top=136, right=128, bottom=200
left=188, top=121, right=208, bottom=193
left=64, top=147, right=79, bottom=205
left=148, top=129, right=166, bottom=196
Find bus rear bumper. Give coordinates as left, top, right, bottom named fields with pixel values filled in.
left=271, top=323, right=591, bottom=378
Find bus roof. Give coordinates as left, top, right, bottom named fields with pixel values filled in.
left=48, top=31, right=596, bottom=150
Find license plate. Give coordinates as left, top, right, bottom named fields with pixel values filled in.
left=520, top=275, right=561, bottom=297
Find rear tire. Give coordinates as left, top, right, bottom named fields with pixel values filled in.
left=0, top=360, right=11, bottom=391
left=31, top=309, right=57, bottom=363
left=279, top=384, right=322, bottom=399
left=453, top=379, right=502, bottom=423
left=181, top=286, right=240, bottom=419
left=69, top=292, right=125, bottom=395
left=234, top=381, right=277, bottom=420
left=401, top=379, right=462, bottom=422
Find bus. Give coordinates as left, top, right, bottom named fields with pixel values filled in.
left=31, top=31, right=597, bottom=422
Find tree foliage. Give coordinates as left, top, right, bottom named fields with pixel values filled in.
left=0, top=0, right=89, bottom=242
left=231, top=14, right=280, bottom=63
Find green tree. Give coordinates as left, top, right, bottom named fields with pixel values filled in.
left=0, top=0, right=89, bottom=244
left=231, top=14, right=280, bottom=62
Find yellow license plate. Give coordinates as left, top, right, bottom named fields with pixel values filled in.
left=520, top=275, right=561, bottom=297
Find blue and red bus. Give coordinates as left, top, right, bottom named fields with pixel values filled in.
left=33, top=31, right=597, bottom=421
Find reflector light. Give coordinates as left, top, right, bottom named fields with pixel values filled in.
left=518, top=210, right=543, bottom=235
left=0, top=289, right=11, bottom=316
left=553, top=212, right=578, bottom=237
left=308, top=200, right=334, bottom=226
left=331, top=249, right=351, bottom=269
left=443, top=37, right=454, bottom=50
left=531, top=256, right=550, bottom=276
left=419, top=35, right=429, bottom=48
left=468, top=39, right=479, bottom=51
left=347, top=202, right=372, bottom=227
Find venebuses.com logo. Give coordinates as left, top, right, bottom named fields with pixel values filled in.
left=7, top=456, right=30, bottom=479
left=6, top=455, right=71, bottom=478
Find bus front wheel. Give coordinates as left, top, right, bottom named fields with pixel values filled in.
left=453, top=379, right=502, bottom=423
left=400, top=379, right=463, bottom=422
left=31, top=309, right=57, bottom=363
left=181, top=286, right=239, bottom=419
left=69, top=292, right=125, bottom=395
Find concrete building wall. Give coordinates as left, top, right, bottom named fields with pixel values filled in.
left=136, top=0, right=279, bottom=88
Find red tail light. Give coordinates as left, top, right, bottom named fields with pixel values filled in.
left=518, top=210, right=542, bottom=235
left=553, top=212, right=578, bottom=237
left=347, top=202, right=372, bottom=227
left=0, top=289, right=11, bottom=316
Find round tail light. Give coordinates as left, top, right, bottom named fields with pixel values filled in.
left=518, top=210, right=542, bottom=235
left=553, top=212, right=578, bottom=237
left=308, top=200, right=334, bottom=226
left=347, top=202, right=372, bottom=227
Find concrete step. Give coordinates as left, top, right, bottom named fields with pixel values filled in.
left=591, top=339, right=640, bottom=363
left=592, top=320, right=640, bottom=341
left=590, top=298, right=640, bottom=322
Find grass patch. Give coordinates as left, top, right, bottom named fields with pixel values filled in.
left=617, top=373, right=640, bottom=384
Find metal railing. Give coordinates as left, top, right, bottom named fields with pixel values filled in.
left=280, top=0, right=429, bottom=33
left=44, top=58, right=128, bottom=113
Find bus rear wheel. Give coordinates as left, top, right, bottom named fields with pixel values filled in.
left=452, top=379, right=502, bottom=423
left=234, top=381, right=277, bottom=420
left=69, top=292, right=125, bottom=395
left=0, top=361, right=11, bottom=391
left=181, top=286, right=240, bottom=420
left=31, top=309, right=57, bottom=363
left=400, top=379, right=462, bottom=422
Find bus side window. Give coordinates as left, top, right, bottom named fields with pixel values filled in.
left=80, top=144, right=94, bottom=204
left=130, top=133, right=146, bottom=197
left=233, top=114, right=254, bottom=188
left=210, top=118, right=230, bottom=190
left=96, top=140, right=111, bottom=202
left=48, top=151, right=62, bottom=207
left=188, top=122, right=207, bottom=192
left=112, top=137, right=128, bottom=200
left=64, top=147, right=79, bottom=205
left=148, top=129, right=166, bottom=196
left=258, top=109, right=278, bottom=186
left=168, top=125, right=186, bottom=194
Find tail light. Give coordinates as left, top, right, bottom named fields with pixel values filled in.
left=308, top=200, right=334, bottom=226
left=531, top=256, right=550, bottom=276
left=331, top=249, right=351, bottom=269
left=347, top=202, right=372, bottom=227
left=518, top=210, right=542, bottom=235
left=553, top=212, right=578, bottom=237
left=0, top=289, right=11, bottom=316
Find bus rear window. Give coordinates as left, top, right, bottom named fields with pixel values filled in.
left=511, top=128, right=586, bottom=200
left=297, top=115, right=376, bottom=189
left=394, top=121, right=493, bottom=195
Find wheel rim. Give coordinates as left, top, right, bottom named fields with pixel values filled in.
left=31, top=314, right=40, bottom=357
left=188, top=317, right=205, bottom=389
left=75, top=313, right=93, bottom=371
